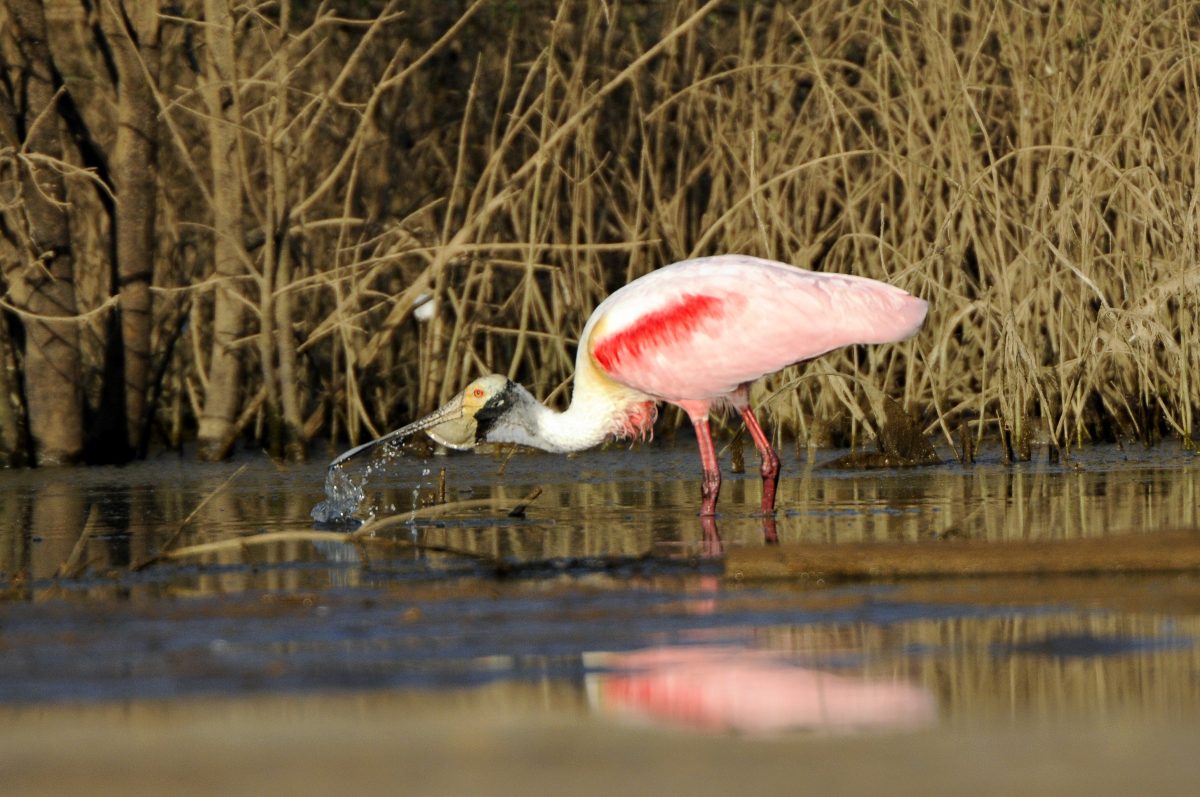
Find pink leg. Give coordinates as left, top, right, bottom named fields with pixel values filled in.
left=691, top=416, right=722, bottom=516
left=739, top=405, right=781, bottom=515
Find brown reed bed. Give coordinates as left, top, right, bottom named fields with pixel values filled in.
left=2, top=1, right=1199, bottom=464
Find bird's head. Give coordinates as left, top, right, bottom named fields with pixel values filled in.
left=326, top=373, right=523, bottom=470
left=417, top=373, right=520, bottom=449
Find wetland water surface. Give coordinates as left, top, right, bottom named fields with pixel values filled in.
left=3, top=443, right=1200, bottom=794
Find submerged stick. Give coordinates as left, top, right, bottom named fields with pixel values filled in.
left=349, top=487, right=543, bottom=538
left=505, top=487, right=542, bottom=518
left=163, top=530, right=357, bottom=560
left=163, top=528, right=502, bottom=567
left=131, top=464, right=249, bottom=571
left=53, top=505, right=103, bottom=580
left=155, top=486, right=542, bottom=568
left=725, top=530, right=1200, bottom=580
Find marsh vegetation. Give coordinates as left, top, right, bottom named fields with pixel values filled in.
left=2, top=0, right=1199, bottom=466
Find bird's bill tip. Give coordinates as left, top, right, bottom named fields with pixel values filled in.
left=326, top=393, right=478, bottom=469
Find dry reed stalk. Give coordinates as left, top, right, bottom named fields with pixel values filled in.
left=9, top=1, right=1200, bottom=460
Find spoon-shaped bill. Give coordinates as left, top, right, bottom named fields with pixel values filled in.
left=327, top=392, right=477, bottom=469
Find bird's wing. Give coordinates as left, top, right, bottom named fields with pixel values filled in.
left=586, top=256, right=926, bottom=403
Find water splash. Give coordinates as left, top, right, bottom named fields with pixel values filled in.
left=310, top=442, right=409, bottom=525
left=309, top=461, right=366, bottom=525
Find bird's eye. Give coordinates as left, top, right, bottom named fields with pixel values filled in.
left=472, top=388, right=485, bottom=398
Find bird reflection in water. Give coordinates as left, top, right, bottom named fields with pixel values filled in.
left=586, top=645, right=936, bottom=736
left=699, top=515, right=779, bottom=558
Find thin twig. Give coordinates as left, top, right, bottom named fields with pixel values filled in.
left=163, top=530, right=355, bottom=560
left=349, top=486, right=543, bottom=538
left=162, top=528, right=502, bottom=568
left=54, top=505, right=103, bottom=580
left=130, top=464, right=249, bottom=571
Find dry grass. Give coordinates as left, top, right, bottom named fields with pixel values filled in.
left=8, top=0, right=1200, bottom=461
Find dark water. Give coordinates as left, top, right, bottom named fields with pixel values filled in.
left=2, top=443, right=1200, bottom=793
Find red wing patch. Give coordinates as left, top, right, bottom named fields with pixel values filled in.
left=592, top=293, right=732, bottom=374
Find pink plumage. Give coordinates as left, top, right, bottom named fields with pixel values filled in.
left=586, top=255, right=926, bottom=404
left=570, top=254, right=927, bottom=516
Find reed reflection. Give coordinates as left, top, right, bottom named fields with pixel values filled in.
left=2, top=446, right=1200, bottom=596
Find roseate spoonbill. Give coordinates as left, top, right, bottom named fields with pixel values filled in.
left=331, top=254, right=927, bottom=516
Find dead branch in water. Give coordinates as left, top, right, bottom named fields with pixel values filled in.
left=160, top=529, right=502, bottom=568
left=163, top=530, right=360, bottom=561
left=130, top=464, right=249, bottom=572
left=155, top=487, right=542, bottom=567
left=52, top=505, right=103, bottom=581
left=350, top=487, right=543, bottom=538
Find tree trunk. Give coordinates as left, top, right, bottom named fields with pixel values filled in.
left=274, top=239, right=307, bottom=461
left=0, top=82, right=29, bottom=466
left=0, top=275, right=27, bottom=467
left=266, top=0, right=306, bottom=461
left=3, top=0, right=83, bottom=466
left=103, top=1, right=161, bottom=456
left=196, top=0, right=245, bottom=461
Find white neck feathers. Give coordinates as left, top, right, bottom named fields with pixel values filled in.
left=482, top=361, right=653, bottom=454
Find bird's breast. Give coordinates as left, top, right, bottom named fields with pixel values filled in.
left=614, top=400, right=658, bottom=442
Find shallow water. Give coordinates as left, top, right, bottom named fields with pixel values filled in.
left=3, top=442, right=1200, bottom=792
